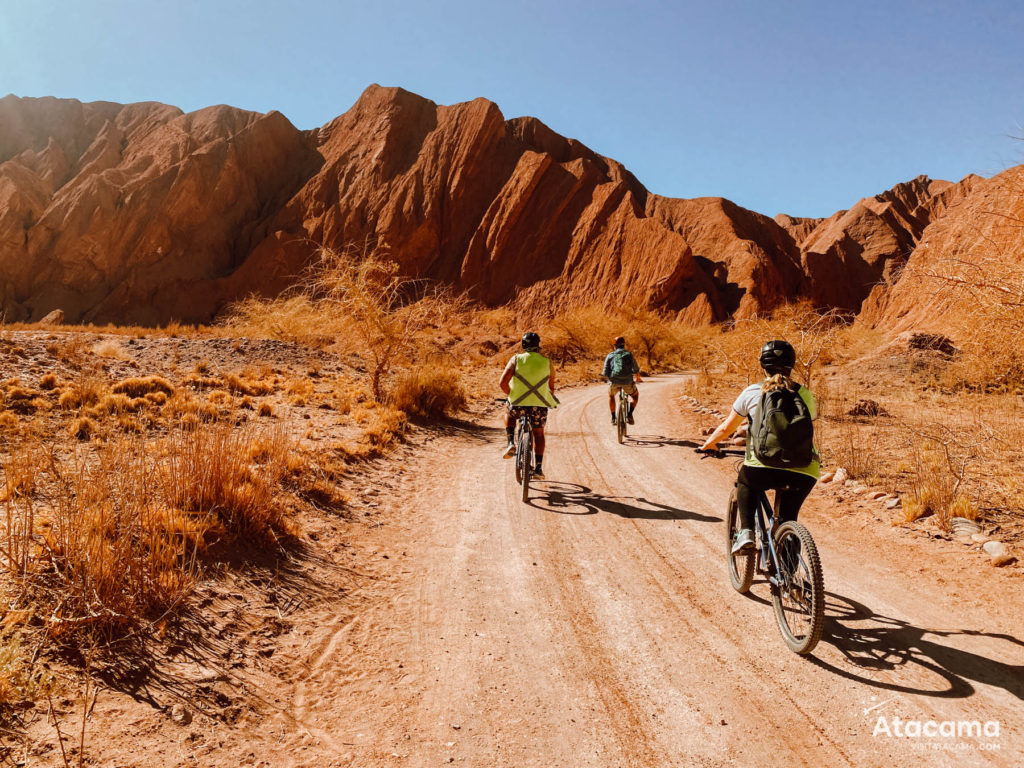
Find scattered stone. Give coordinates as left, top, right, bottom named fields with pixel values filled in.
left=728, top=437, right=746, bottom=446
left=832, top=468, right=849, bottom=485
left=847, top=399, right=890, bottom=417
left=701, top=427, right=714, bottom=436
left=819, top=471, right=835, bottom=484
left=868, top=491, right=888, bottom=500
left=885, top=498, right=901, bottom=509
left=971, top=532, right=990, bottom=544
left=982, top=541, right=1013, bottom=566
left=950, top=517, right=981, bottom=536
left=39, top=309, right=65, bottom=325
left=170, top=703, right=192, bottom=725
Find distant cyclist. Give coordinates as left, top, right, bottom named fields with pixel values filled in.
left=499, top=332, right=557, bottom=478
left=602, top=336, right=641, bottom=425
left=699, top=340, right=820, bottom=554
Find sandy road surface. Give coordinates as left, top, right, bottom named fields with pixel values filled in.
left=278, top=376, right=1022, bottom=767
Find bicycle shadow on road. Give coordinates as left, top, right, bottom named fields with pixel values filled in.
left=624, top=434, right=702, bottom=449
left=528, top=481, right=720, bottom=522
left=808, top=591, right=1024, bottom=700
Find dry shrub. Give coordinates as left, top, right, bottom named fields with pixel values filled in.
left=2, top=440, right=198, bottom=642
left=360, top=406, right=407, bottom=448
left=0, top=631, right=49, bottom=705
left=57, top=370, right=106, bottom=410
left=92, top=339, right=128, bottom=359
left=207, top=389, right=232, bottom=405
left=225, top=243, right=462, bottom=403
left=38, top=373, right=58, bottom=390
left=144, top=391, right=167, bottom=406
left=69, top=416, right=98, bottom=441
left=162, top=426, right=291, bottom=547
left=388, top=363, right=467, bottom=419
left=111, top=375, right=174, bottom=398
left=712, top=302, right=850, bottom=389
left=0, top=426, right=297, bottom=647
left=285, top=378, right=315, bottom=405
left=900, top=423, right=985, bottom=528
left=0, top=411, right=18, bottom=432
left=258, top=402, right=274, bottom=418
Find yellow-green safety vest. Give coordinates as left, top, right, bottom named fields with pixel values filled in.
left=508, top=352, right=556, bottom=408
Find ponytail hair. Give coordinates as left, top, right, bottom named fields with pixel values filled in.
left=762, top=370, right=797, bottom=393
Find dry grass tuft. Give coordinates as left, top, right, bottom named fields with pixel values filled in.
left=1, top=426, right=297, bottom=646
left=389, top=363, right=467, bottom=419
left=111, top=375, right=174, bottom=398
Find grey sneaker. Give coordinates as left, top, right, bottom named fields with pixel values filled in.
left=731, top=528, right=755, bottom=554
left=502, top=442, right=516, bottom=459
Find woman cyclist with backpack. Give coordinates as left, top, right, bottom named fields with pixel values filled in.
left=699, top=340, right=820, bottom=554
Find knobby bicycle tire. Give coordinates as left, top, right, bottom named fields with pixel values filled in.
left=770, top=521, right=825, bottom=654
left=617, top=394, right=627, bottom=443
left=519, top=426, right=532, bottom=502
left=726, top=488, right=754, bottom=593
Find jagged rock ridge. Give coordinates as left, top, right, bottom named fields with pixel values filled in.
left=0, top=86, right=1015, bottom=329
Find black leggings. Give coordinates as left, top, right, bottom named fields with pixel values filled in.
left=735, top=465, right=817, bottom=530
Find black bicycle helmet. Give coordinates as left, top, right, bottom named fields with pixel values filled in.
left=759, top=339, right=796, bottom=374
left=613, top=336, right=626, bottom=349
left=521, top=331, right=541, bottom=351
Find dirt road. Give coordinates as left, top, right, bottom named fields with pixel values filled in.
left=276, top=375, right=1022, bottom=767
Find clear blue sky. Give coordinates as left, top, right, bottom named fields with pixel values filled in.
left=2, top=0, right=1023, bottom=217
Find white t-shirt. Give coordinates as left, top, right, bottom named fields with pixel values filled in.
left=732, top=382, right=820, bottom=477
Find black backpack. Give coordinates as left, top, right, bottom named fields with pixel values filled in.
left=750, top=384, right=815, bottom=468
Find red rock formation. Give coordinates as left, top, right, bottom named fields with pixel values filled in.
left=0, top=95, right=318, bottom=324
left=0, top=85, right=1010, bottom=331
left=861, top=165, right=1024, bottom=331
left=788, top=175, right=980, bottom=312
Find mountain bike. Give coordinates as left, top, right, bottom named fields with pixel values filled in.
left=699, top=449, right=825, bottom=654
left=615, top=386, right=629, bottom=443
left=513, top=410, right=536, bottom=502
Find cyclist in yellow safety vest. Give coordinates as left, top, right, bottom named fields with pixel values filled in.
left=499, top=331, right=557, bottom=478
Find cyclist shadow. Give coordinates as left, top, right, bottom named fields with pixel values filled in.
left=626, top=434, right=702, bottom=449
left=810, top=591, right=1024, bottom=700
left=528, top=481, right=720, bottom=522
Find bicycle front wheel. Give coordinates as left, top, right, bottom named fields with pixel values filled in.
left=770, top=521, right=825, bottom=654
left=726, top=488, right=754, bottom=593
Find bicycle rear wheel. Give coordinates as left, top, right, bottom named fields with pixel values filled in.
left=726, top=488, right=754, bottom=593
left=770, top=521, right=825, bottom=654
left=617, top=396, right=626, bottom=443
left=519, top=428, right=532, bottom=502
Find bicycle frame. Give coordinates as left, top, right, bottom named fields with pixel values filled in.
left=752, top=490, right=783, bottom=582
left=753, top=488, right=809, bottom=591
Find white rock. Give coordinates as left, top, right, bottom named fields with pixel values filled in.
left=819, top=471, right=835, bottom=484
left=832, top=468, right=849, bottom=485
left=971, top=533, right=990, bottom=544
left=885, top=498, right=901, bottom=509
left=868, top=491, right=888, bottom=500
left=983, top=540, right=1009, bottom=558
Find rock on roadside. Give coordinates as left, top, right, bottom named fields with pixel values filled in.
left=982, top=540, right=1017, bottom=567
